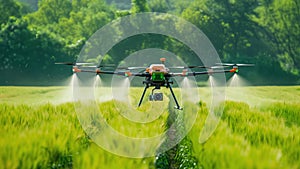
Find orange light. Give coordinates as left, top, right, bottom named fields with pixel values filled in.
left=96, top=69, right=101, bottom=74
left=72, top=66, right=81, bottom=73
left=230, top=68, right=237, bottom=73
left=182, top=69, right=187, bottom=76
left=125, top=71, right=132, bottom=77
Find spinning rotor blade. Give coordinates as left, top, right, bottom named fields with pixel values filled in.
left=83, top=65, right=98, bottom=68
left=116, top=66, right=147, bottom=70
left=74, top=62, right=98, bottom=66
left=56, top=62, right=117, bottom=69
left=98, top=64, right=116, bottom=68
left=55, top=62, right=75, bottom=65
left=169, top=65, right=227, bottom=69
left=216, top=63, right=255, bottom=67
left=169, top=66, right=207, bottom=69
left=210, top=65, right=229, bottom=69
left=236, top=64, right=255, bottom=66
left=55, top=62, right=97, bottom=66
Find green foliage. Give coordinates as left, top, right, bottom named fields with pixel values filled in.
left=106, top=0, right=131, bottom=10
left=148, top=0, right=169, bottom=13
left=0, top=0, right=115, bottom=84
left=28, top=0, right=72, bottom=24
left=253, top=0, right=300, bottom=74
left=0, top=101, right=154, bottom=169
left=175, top=138, right=198, bottom=169
left=218, top=101, right=300, bottom=167
left=0, top=103, right=80, bottom=169
left=26, top=0, right=115, bottom=44
left=187, top=100, right=300, bottom=169
left=0, top=17, right=76, bottom=84
left=131, top=0, right=149, bottom=13
left=1, top=86, right=300, bottom=168
left=0, top=0, right=23, bottom=24
left=181, top=0, right=299, bottom=82
left=265, top=103, right=300, bottom=127
left=155, top=97, right=199, bottom=169
left=0, top=0, right=300, bottom=84
left=182, top=0, right=261, bottom=59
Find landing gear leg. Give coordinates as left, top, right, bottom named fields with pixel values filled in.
left=167, top=82, right=183, bottom=110
left=138, top=85, right=149, bottom=107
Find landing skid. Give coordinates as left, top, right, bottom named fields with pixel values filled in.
left=137, top=82, right=183, bottom=110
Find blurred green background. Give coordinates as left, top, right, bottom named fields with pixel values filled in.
left=0, top=0, right=299, bottom=85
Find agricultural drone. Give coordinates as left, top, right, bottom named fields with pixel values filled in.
left=56, top=58, right=253, bottom=110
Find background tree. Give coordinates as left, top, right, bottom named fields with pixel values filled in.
left=182, top=0, right=261, bottom=60
left=253, top=0, right=300, bottom=75
left=181, top=0, right=298, bottom=84
left=131, top=0, right=149, bottom=13
left=0, top=0, right=23, bottom=24
left=0, top=0, right=299, bottom=85
left=0, top=17, right=73, bottom=85
left=148, top=0, right=169, bottom=13
left=26, top=0, right=115, bottom=44
left=26, top=0, right=72, bottom=25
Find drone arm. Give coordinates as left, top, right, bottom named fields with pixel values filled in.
left=131, top=73, right=151, bottom=77
left=75, top=67, right=151, bottom=77
left=73, top=68, right=116, bottom=74
left=169, top=68, right=238, bottom=77
left=169, top=71, right=215, bottom=77
left=190, top=69, right=233, bottom=76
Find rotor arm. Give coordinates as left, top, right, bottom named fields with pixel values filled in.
left=73, top=67, right=116, bottom=74
left=73, top=67, right=150, bottom=77
left=189, top=69, right=234, bottom=76
left=169, top=68, right=238, bottom=77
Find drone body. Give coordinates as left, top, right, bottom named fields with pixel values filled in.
left=56, top=58, right=253, bottom=110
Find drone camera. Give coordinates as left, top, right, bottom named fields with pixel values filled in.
left=149, top=93, right=163, bottom=101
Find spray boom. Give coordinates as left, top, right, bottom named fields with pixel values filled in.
left=57, top=58, right=254, bottom=110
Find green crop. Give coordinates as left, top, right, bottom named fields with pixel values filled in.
left=0, top=86, right=300, bottom=168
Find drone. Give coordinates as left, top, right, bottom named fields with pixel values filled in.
left=56, top=58, right=253, bottom=110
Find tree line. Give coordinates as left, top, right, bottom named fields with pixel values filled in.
left=0, top=0, right=299, bottom=85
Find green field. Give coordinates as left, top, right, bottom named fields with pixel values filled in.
left=1, top=86, right=300, bottom=169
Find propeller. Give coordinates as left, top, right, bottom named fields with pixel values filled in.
left=169, top=66, right=206, bottom=69
left=216, top=63, right=255, bottom=67
left=98, top=64, right=116, bottom=67
left=169, top=65, right=227, bottom=69
left=55, top=62, right=117, bottom=69
left=116, top=66, right=147, bottom=70
left=55, top=62, right=96, bottom=66
left=55, top=62, right=76, bottom=65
